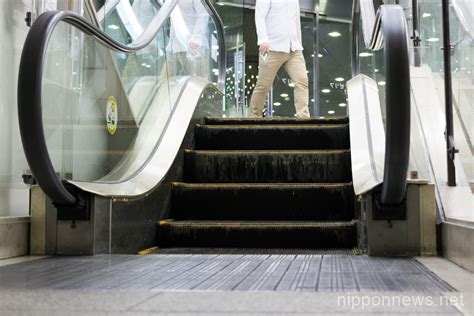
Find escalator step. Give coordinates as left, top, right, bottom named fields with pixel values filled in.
left=204, top=116, right=349, bottom=125
left=157, top=220, right=358, bottom=249
left=171, top=182, right=355, bottom=221
left=183, top=149, right=352, bottom=183
left=194, top=124, right=350, bottom=150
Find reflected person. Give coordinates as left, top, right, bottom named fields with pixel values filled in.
left=250, top=0, right=310, bottom=118
left=166, top=0, right=210, bottom=79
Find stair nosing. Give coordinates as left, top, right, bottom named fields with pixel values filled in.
left=184, top=149, right=351, bottom=155
left=159, top=220, right=358, bottom=228
left=172, top=182, right=353, bottom=189
left=196, top=124, right=348, bottom=129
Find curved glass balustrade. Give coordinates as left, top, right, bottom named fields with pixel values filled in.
left=36, top=0, right=222, bottom=191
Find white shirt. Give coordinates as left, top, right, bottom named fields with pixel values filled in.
left=255, top=0, right=303, bottom=53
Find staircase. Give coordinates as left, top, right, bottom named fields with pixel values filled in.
left=157, top=117, right=358, bottom=249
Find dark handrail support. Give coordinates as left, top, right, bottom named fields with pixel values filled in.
left=351, top=0, right=411, bottom=217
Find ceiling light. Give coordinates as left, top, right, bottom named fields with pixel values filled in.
left=274, top=102, right=281, bottom=106
left=328, top=110, right=335, bottom=114
left=427, top=38, right=439, bottom=42
left=321, top=89, right=331, bottom=94
left=339, top=103, right=347, bottom=107
left=288, top=83, right=295, bottom=87
left=107, top=24, right=120, bottom=30
left=378, top=81, right=386, bottom=86
left=328, top=32, right=341, bottom=37
left=359, top=52, right=373, bottom=57
left=318, top=53, right=323, bottom=58
left=422, top=13, right=432, bottom=18
left=335, top=77, right=344, bottom=82
left=280, top=93, right=289, bottom=97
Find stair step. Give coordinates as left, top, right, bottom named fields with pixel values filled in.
left=183, top=150, right=352, bottom=183
left=194, top=124, right=350, bottom=150
left=205, top=117, right=349, bottom=125
left=172, top=182, right=355, bottom=220
left=157, top=220, right=357, bottom=248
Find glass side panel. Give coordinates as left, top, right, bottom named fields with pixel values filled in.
left=215, top=1, right=245, bottom=117
left=317, top=18, right=351, bottom=117
left=0, top=0, right=32, bottom=217
left=356, top=1, right=386, bottom=121
left=417, top=0, right=473, bottom=186
left=41, top=0, right=221, bottom=184
left=449, top=0, right=473, bottom=185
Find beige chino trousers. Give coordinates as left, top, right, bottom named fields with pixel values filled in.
left=250, top=50, right=310, bottom=118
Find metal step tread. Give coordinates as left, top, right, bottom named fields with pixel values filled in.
left=159, top=220, right=358, bottom=228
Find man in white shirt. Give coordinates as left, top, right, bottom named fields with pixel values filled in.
left=250, top=0, right=310, bottom=118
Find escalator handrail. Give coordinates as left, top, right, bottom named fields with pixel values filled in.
left=351, top=0, right=411, bottom=205
left=18, top=4, right=226, bottom=206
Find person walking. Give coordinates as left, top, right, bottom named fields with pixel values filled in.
left=250, top=0, right=310, bottom=118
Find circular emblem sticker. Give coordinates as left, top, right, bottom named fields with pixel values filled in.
left=106, top=96, right=118, bottom=135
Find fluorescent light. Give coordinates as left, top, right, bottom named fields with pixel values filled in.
left=107, top=24, right=120, bottom=30
left=328, top=32, right=341, bottom=37
left=280, top=93, right=289, bottom=97
left=427, top=37, right=439, bottom=42
left=422, top=13, right=432, bottom=18
left=335, top=77, right=344, bottom=82
left=359, top=52, right=373, bottom=57
left=339, top=103, right=347, bottom=107
left=321, top=89, right=331, bottom=94
left=328, top=110, right=335, bottom=114
left=274, top=102, right=281, bottom=106
left=378, top=81, right=386, bottom=86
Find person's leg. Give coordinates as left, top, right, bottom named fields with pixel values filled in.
left=249, top=52, right=288, bottom=117
left=283, top=51, right=310, bottom=118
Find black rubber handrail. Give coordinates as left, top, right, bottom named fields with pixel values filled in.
left=18, top=4, right=226, bottom=206
left=351, top=0, right=411, bottom=205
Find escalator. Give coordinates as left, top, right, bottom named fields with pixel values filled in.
left=18, top=0, right=412, bottom=254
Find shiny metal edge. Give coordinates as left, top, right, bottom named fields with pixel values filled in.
left=68, top=77, right=219, bottom=198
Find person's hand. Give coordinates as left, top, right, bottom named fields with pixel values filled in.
left=259, top=43, right=270, bottom=54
